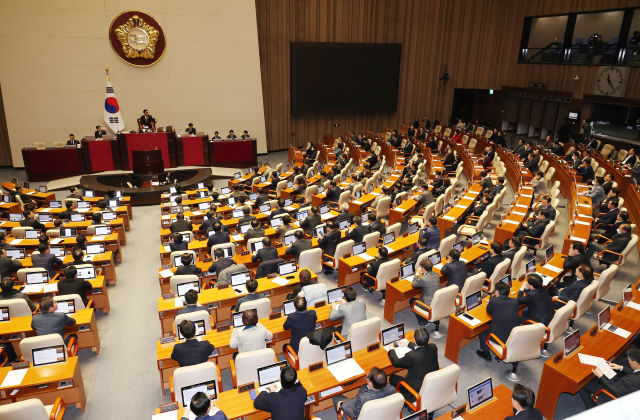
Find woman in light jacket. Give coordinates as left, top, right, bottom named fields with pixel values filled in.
left=230, top=309, right=273, bottom=354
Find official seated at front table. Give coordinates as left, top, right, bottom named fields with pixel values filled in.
left=171, top=320, right=215, bottom=367
left=94, top=125, right=106, bottom=138
left=66, top=134, right=80, bottom=146
left=211, top=131, right=221, bottom=140
left=139, top=109, right=156, bottom=130
left=227, top=130, right=237, bottom=139
left=185, top=123, right=196, bottom=135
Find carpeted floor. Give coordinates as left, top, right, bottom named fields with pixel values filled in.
left=2, top=141, right=636, bottom=420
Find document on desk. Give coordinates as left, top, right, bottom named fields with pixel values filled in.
left=578, top=353, right=604, bottom=366
left=77, top=208, right=90, bottom=213
left=603, top=324, right=632, bottom=339
left=328, top=358, right=365, bottom=383
left=625, top=302, right=640, bottom=311
left=321, top=213, right=333, bottom=220
left=503, top=220, right=520, bottom=225
left=434, top=263, right=444, bottom=270
left=540, top=273, right=555, bottom=286
left=91, top=236, right=106, bottom=241
left=44, top=283, right=58, bottom=293
left=458, top=314, right=482, bottom=327
left=192, top=211, right=202, bottom=216
left=174, top=297, right=184, bottom=308
left=358, top=254, right=374, bottom=262
left=163, top=245, right=171, bottom=252
left=512, top=211, right=526, bottom=216
left=455, top=205, right=467, bottom=209
left=441, top=215, right=456, bottom=221
left=160, top=269, right=174, bottom=278
left=271, top=277, right=289, bottom=286
left=51, top=238, right=64, bottom=244
left=320, top=385, right=344, bottom=398
left=152, top=411, right=178, bottom=420
left=578, top=203, right=592, bottom=208
left=161, top=215, right=170, bottom=220
left=569, top=236, right=586, bottom=242
left=83, top=255, right=95, bottom=262
left=544, top=265, right=564, bottom=274
left=352, top=201, right=362, bottom=205
left=233, top=285, right=248, bottom=295
left=515, top=204, right=528, bottom=208
left=384, top=341, right=411, bottom=357
left=21, top=285, right=44, bottom=294
left=575, top=221, right=590, bottom=226
left=231, top=235, right=243, bottom=241
left=384, top=246, right=395, bottom=253
left=285, top=206, right=296, bottom=211
left=9, top=239, right=22, bottom=245
left=371, top=192, right=381, bottom=196
left=1, top=368, right=28, bottom=387
left=39, top=208, right=50, bottom=213
left=263, top=210, right=271, bottom=216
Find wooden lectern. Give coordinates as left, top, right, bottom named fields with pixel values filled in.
left=132, top=150, right=164, bottom=187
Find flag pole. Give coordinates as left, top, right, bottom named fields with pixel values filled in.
left=105, top=68, right=110, bottom=82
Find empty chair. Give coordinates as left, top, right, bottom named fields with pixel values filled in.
left=171, top=362, right=223, bottom=405
left=11, top=226, right=33, bottom=238
left=593, top=265, right=618, bottom=302
left=386, top=223, right=401, bottom=239
left=304, top=185, right=318, bottom=204
left=0, top=299, right=34, bottom=318
left=523, top=220, right=555, bottom=256
left=374, top=196, right=391, bottom=221
left=20, top=334, right=77, bottom=364
left=338, top=393, right=405, bottom=420
left=230, top=348, right=277, bottom=388
left=541, top=301, right=576, bottom=357
left=456, top=273, right=485, bottom=308
left=323, top=240, right=354, bottom=272
left=412, top=285, right=458, bottom=338
left=0, top=398, right=66, bottom=420
left=510, top=246, right=528, bottom=278
left=363, top=259, right=401, bottom=304
left=298, top=248, right=322, bottom=273
left=433, top=195, right=444, bottom=216
left=238, top=297, right=272, bottom=320
left=458, top=210, right=489, bottom=238
left=363, top=231, right=380, bottom=249
left=53, top=294, right=92, bottom=311
left=486, top=322, right=547, bottom=381
left=337, top=317, right=382, bottom=353
left=33, top=142, right=46, bottom=150
left=396, top=364, right=461, bottom=418
left=285, top=336, right=327, bottom=370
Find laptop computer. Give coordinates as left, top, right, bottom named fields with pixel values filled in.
left=102, top=211, right=116, bottom=221
left=199, top=202, right=211, bottom=211
left=383, top=232, right=395, bottom=245
left=177, top=319, right=206, bottom=340
left=181, top=379, right=217, bottom=407
left=452, top=240, right=464, bottom=253
left=239, top=223, right=251, bottom=234
left=49, top=201, right=62, bottom=208
left=108, top=199, right=121, bottom=208
left=232, top=311, right=245, bottom=330
left=77, top=201, right=90, bottom=209
left=60, top=227, right=77, bottom=238
left=467, top=378, right=494, bottom=411
left=315, top=225, right=326, bottom=238
left=352, top=242, right=366, bottom=256
left=6, top=248, right=25, bottom=259
left=230, top=271, right=251, bottom=294
left=249, top=192, right=258, bottom=201
left=296, top=211, right=308, bottom=221
left=408, top=222, right=419, bottom=235
left=564, top=329, right=581, bottom=357
left=338, top=219, right=350, bottom=231
left=32, top=345, right=66, bottom=367
left=428, top=251, right=441, bottom=265
left=0, top=307, right=8, bottom=322
left=471, top=232, right=482, bottom=245
left=76, top=266, right=96, bottom=280
left=26, top=271, right=48, bottom=285
left=70, top=213, right=84, bottom=222
left=400, top=263, right=415, bottom=280
left=232, top=209, right=244, bottom=219
left=54, top=299, right=75, bottom=314
left=283, top=234, right=296, bottom=246
left=524, top=258, right=536, bottom=274
left=38, top=214, right=53, bottom=223
left=500, top=274, right=512, bottom=287
left=176, top=280, right=201, bottom=297
left=270, top=218, right=283, bottom=228
left=545, top=245, right=554, bottom=263
left=24, top=230, right=41, bottom=239
left=278, top=261, right=296, bottom=277
left=227, top=197, right=237, bottom=207
left=327, top=286, right=346, bottom=304
left=250, top=241, right=264, bottom=253
left=257, top=361, right=288, bottom=393
left=259, top=204, right=271, bottom=214
left=83, top=190, right=95, bottom=198
left=284, top=198, right=293, bottom=207
left=381, top=323, right=408, bottom=349
left=9, top=213, right=22, bottom=222
left=86, top=243, right=105, bottom=255
left=220, top=187, right=231, bottom=195
left=95, top=226, right=112, bottom=236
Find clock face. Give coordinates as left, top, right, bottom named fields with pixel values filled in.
left=596, top=67, right=624, bottom=96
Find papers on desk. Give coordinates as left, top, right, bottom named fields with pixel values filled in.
left=39, top=208, right=50, bottom=213
left=51, top=238, right=63, bottom=244
left=9, top=239, right=21, bottom=245
left=460, top=257, right=469, bottom=263
left=544, top=265, right=564, bottom=274
left=540, top=273, right=555, bottom=286
left=371, top=192, right=381, bottom=196
left=384, top=246, right=394, bottom=253
left=174, top=297, right=184, bottom=308
left=83, top=255, right=95, bottom=262
left=396, top=208, right=407, bottom=212
left=285, top=206, right=296, bottom=211
left=233, top=285, right=248, bottom=295
left=570, top=236, right=586, bottom=242
left=1, top=368, right=28, bottom=387
left=521, top=194, right=532, bottom=198
left=515, top=204, right=528, bottom=208
left=22, top=284, right=44, bottom=294
left=26, top=191, right=36, bottom=195
left=358, top=253, right=374, bottom=262
left=434, top=263, right=444, bottom=270
left=44, top=283, right=58, bottom=293
left=512, top=211, right=526, bottom=216
left=91, top=236, right=106, bottom=241
left=578, top=204, right=592, bottom=208
left=467, top=190, right=480, bottom=195
left=271, top=277, right=290, bottom=286
left=597, top=360, right=617, bottom=380
left=152, top=410, right=178, bottom=420
left=161, top=215, right=170, bottom=220
left=575, top=221, right=590, bottom=226
left=231, top=235, right=244, bottom=241
left=321, top=213, right=333, bottom=220
left=578, top=354, right=617, bottom=379
left=353, top=201, right=362, bottom=205
left=455, top=205, right=467, bottom=209
left=625, top=301, right=640, bottom=311
left=77, top=208, right=90, bottom=213
left=163, top=245, right=171, bottom=252
left=385, top=340, right=411, bottom=357
left=458, top=313, right=482, bottom=326
left=503, top=220, right=520, bottom=225
left=192, top=211, right=202, bottom=216
left=262, top=210, right=271, bottom=216
left=160, top=269, right=174, bottom=278
left=602, top=324, right=632, bottom=339
left=320, top=385, right=344, bottom=398
left=328, top=358, right=365, bottom=382
left=293, top=222, right=300, bottom=228
left=441, top=215, right=456, bottom=221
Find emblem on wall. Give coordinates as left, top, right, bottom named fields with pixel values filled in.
left=109, top=10, right=166, bottom=67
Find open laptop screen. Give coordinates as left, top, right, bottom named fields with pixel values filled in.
left=176, top=281, right=201, bottom=297
left=76, top=266, right=96, bottom=279
left=32, top=345, right=66, bottom=367
left=467, top=378, right=494, bottom=411
left=231, top=271, right=251, bottom=287
left=381, top=323, right=405, bottom=347
left=383, top=232, right=395, bottom=245
left=564, top=329, right=581, bottom=357
left=54, top=299, right=75, bottom=314
left=325, top=341, right=353, bottom=366
left=278, top=261, right=296, bottom=276
left=327, top=286, right=345, bottom=304
left=400, top=263, right=414, bottom=279
left=26, top=271, right=48, bottom=284
left=180, top=380, right=217, bottom=407
left=177, top=319, right=205, bottom=340
left=352, top=242, right=366, bottom=256
left=60, top=228, right=77, bottom=238
left=232, top=311, right=245, bottom=328
left=257, top=361, right=288, bottom=387
left=466, top=290, right=482, bottom=312
left=283, top=300, right=296, bottom=316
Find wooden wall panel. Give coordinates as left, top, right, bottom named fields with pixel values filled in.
left=256, top=0, right=640, bottom=152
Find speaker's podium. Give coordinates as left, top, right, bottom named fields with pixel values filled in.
left=132, top=149, right=164, bottom=187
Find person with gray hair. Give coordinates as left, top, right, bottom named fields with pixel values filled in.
left=409, top=259, right=440, bottom=325
left=334, top=367, right=396, bottom=419
left=337, top=202, right=354, bottom=224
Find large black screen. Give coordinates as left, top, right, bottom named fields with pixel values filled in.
left=291, top=42, right=402, bottom=115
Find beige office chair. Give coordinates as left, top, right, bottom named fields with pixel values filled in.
left=230, top=348, right=277, bottom=388
left=458, top=210, right=489, bottom=237
left=170, top=250, right=197, bottom=268
left=0, top=398, right=66, bottom=420
left=338, top=393, right=404, bottom=420
left=456, top=273, right=485, bottom=308
left=268, top=180, right=287, bottom=199
left=304, top=185, right=318, bottom=204
left=170, top=362, right=223, bottom=405
left=17, top=267, right=52, bottom=284
left=555, top=280, right=598, bottom=332
left=245, top=237, right=266, bottom=253
left=411, top=202, right=435, bottom=226
left=86, top=224, right=109, bottom=236
left=523, top=220, right=555, bottom=256
left=285, top=337, right=327, bottom=370
left=323, top=240, right=354, bottom=272
left=169, top=274, right=201, bottom=296
left=210, top=242, right=236, bottom=259
left=593, top=265, right=617, bottom=302
left=238, top=297, right=271, bottom=320
left=510, top=246, right=528, bottom=278
left=340, top=317, right=381, bottom=353
left=482, top=258, right=512, bottom=294
left=362, top=259, right=401, bottom=304
left=53, top=294, right=92, bottom=311
left=11, top=226, right=34, bottom=239
left=412, top=285, right=458, bottom=338
left=373, top=197, right=391, bottom=221
left=174, top=312, right=213, bottom=337
left=298, top=248, right=322, bottom=273
left=396, top=364, right=461, bottom=416
left=541, top=301, right=576, bottom=357
left=19, top=334, right=77, bottom=364
left=46, top=228, right=61, bottom=238
left=595, top=234, right=638, bottom=266
left=486, top=322, right=546, bottom=381
left=33, top=142, right=46, bottom=150
left=0, top=299, right=34, bottom=318
left=386, top=222, right=401, bottom=240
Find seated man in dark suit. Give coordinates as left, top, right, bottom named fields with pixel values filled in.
left=579, top=348, right=640, bottom=410
left=418, top=216, right=441, bottom=250
left=244, top=219, right=265, bottom=240
left=206, top=223, right=231, bottom=247
left=251, top=237, right=278, bottom=263
left=66, top=187, right=84, bottom=201
left=268, top=199, right=288, bottom=220
left=169, top=232, right=189, bottom=252
left=234, top=278, right=266, bottom=311
left=405, top=237, right=429, bottom=266
left=442, top=249, right=467, bottom=290
left=174, top=253, right=203, bottom=276
left=553, top=264, right=593, bottom=309
left=325, top=181, right=342, bottom=203
left=170, top=320, right=215, bottom=367
left=139, top=110, right=156, bottom=130
left=577, top=158, right=595, bottom=183
left=94, top=125, right=106, bottom=138
left=58, top=201, right=78, bottom=220
left=502, top=237, right=521, bottom=262
left=57, top=266, right=92, bottom=307
left=0, top=276, right=36, bottom=311
left=20, top=210, right=46, bottom=232
left=66, top=134, right=80, bottom=146
left=504, top=385, right=543, bottom=420
left=282, top=296, right=317, bottom=354
left=170, top=213, right=193, bottom=233
left=253, top=367, right=308, bottom=420
left=178, top=290, right=209, bottom=316
left=238, top=206, right=256, bottom=225
left=362, top=247, right=391, bottom=290
left=333, top=367, right=395, bottom=420
left=337, top=202, right=354, bottom=224
left=514, top=210, right=550, bottom=247
left=227, top=130, right=237, bottom=139
left=31, top=297, right=76, bottom=345
left=389, top=328, right=438, bottom=402
left=479, top=242, right=506, bottom=280
left=31, top=243, right=63, bottom=279
left=207, top=248, right=236, bottom=276
left=532, top=196, right=556, bottom=222
left=518, top=273, right=555, bottom=326
left=368, top=212, right=386, bottom=237
left=587, top=223, right=632, bottom=262
left=285, top=230, right=312, bottom=264
left=185, top=123, right=196, bottom=135
left=593, top=199, right=619, bottom=229
left=477, top=282, right=520, bottom=361
left=300, top=206, right=321, bottom=235
left=345, top=216, right=369, bottom=244
left=319, top=221, right=342, bottom=274
left=254, top=188, right=270, bottom=207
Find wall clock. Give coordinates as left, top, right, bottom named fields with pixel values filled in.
left=594, top=66, right=630, bottom=97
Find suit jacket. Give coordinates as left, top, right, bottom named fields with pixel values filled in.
left=492, top=184, right=505, bottom=197
left=139, top=115, right=155, bottom=127
left=367, top=256, right=391, bottom=278
left=598, top=367, right=640, bottom=398
left=534, top=205, right=557, bottom=221
left=66, top=139, right=80, bottom=146
left=20, top=218, right=46, bottom=232
left=329, top=300, right=366, bottom=336
left=31, top=253, right=63, bottom=278
left=32, top=312, right=76, bottom=339
left=513, top=144, right=525, bottom=155
left=577, top=165, right=595, bottom=183
left=518, top=287, right=555, bottom=325
left=300, top=213, right=321, bottom=234
left=597, top=208, right=619, bottom=226
left=235, top=292, right=267, bottom=312
left=238, top=215, right=256, bottom=225
left=57, top=209, right=78, bottom=220
left=319, top=230, right=341, bottom=257
left=337, top=211, right=354, bottom=224
left=170, top=339, right=215, bottom=367
left=94, top=130, right=106, bottom=138
left=479, top=177, right=494, bottom=190
left=621, top=154, right=637, bottom=166
left=185, top=128, right=196, bottom=135
left=207, top=258, right=236, bottom=275
left=559, top=279, right=590, bottom=303
left=503, top=408, right=543, bottom=420
left=519, top=148, right=534, bottom=160
left=525, top=155, right=541, bottom=173
left=244, top=227, right=266, bottom=240
left=551, top=145, right=565, bottom=156
left=426, top=139, right=438, bottom=150
left=443, top=153, right=455, bottom=166
left=345, top=225, right=369, bottom=244
left=602, top=181, right=613, bottom=195
left=255, top=194, right=270, bottom=207
left=252, top=246, right=278, bottom=263
left=283, top=309, right=317, bottom=354
left=562, top=253, right=589, bottom=277
left=486, top=294, right=520, bottom=342
left=442, top=260, right=467, bottom=290
left=0, top=289, right=36, bottom=311
left=419, top=226, right=441, bottom=250
left=326, top=186, right=342, bottom=203
left=174, top=265, right=202, bottom=276
left=586, top=185, right=606, bottom=206
left=0, top=257, right=22, bottom=279
left=57, top=277, right=92, bottom=306
left=170, top=220, right=193, bottom=233
left=268, top=208, right=288, bottom=220
left=389, top=342, right=438, bottom=399
left=369, top=220, right=386, bottom=237
left=170, top=241, right=189, bottom=252
left=253, top=381, right=308, bottom=420
left=414, top=190, right=434, bottom=208
left=481, top=254, right=505, bottom=279
left=523, top=219, right=549, bottom=239
left=177, top=305, right=210, bottom=316
left=285, top=239, right=312, bottom=263
left=604, top=232, right=632, bottom=260
left=412, top=271, right=440, bottom=304
left=340, top=384, right=396, bottom=420
left=207, top=231, right=231, bottom=247
left=502, top=247, right=518, bottom=262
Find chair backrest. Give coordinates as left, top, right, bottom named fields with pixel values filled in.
left=304, top=185, right=318, bottom=204
left=19, top=334, right=65, bottom=363
left=439, top=234, right=456, bottom=257
left=246, top=237, right=266, bottom=252
left=329, top=240, right=354, bottom=268
left=173, top=362, right=220, bottom=406
left=298, top=248, right=322, bottom=273
left=503, top=323, right=546, bottom=363
left=170, top=274, right=200, bottom=296
left=386, top=223, right=401, bottom=239
left=468, top=138, right=477, bottom=149
left=422, top=203, right=436, bottom=225
left=600, top=144, right=612, bottom=156
left=618, top=149, right=628, bottom=161
left=462, top=135, right=468, bottom=144
left=363, top=231, right=380, bottom=249
left=547, top=301, right=576, bottom=344
left=429, top=285, right=458, bottom=322
left=510, top=246, right=528, bottom=277
left=485, top=258, right=512, bottom=293
left=170, top=250, right=197, bottom=268
left=45, top=228, right=60, bottom=238
left=292, top=337, right=326, bottom=370
left=347, top=317, right=381, bottom=352
left=572, top=281, right=599, bottom=320
left=238, top=297, right=271, bottom=320
left=210, top=242, right=236, bottom=258
left=235, top=348, right=277, bottom=386
left=358, top=393, right=405, bottom=420
left=175, top=311, right=212, bottom=335
left=374, top=259, right=401, bottom=292
left=275, top=180, right=287, bottom=198
left=536, top=221, right=555, bottom=249
left=434, top=195, right=444, bottom=215
left=53, top=294, right=86, bottom=310
left=459, top=273, right=485, bottom=307
left=0, top=399, right=50, bottom=420
left=418, top=364, right=461, bottom=413
left=375, top=197, right=391, bottom=218
left=10, top=226, right=33, bottom=239
left=476, top=127, right=485, bottom=136
left=618, top=234, right=638, bottom=266
left=16, top=267, right=48, bottom=284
